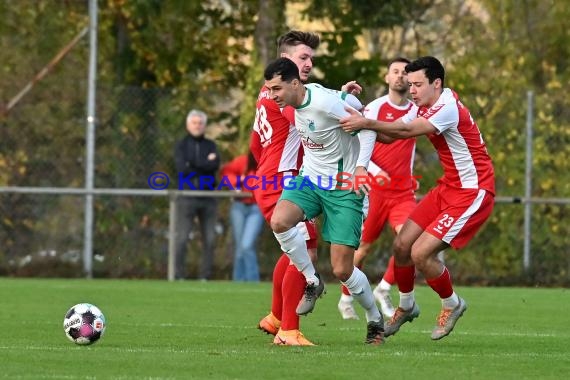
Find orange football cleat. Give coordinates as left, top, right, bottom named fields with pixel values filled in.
left=258, top=313, right=281, bottom=336
left=273, top=329, right=315, bottom=346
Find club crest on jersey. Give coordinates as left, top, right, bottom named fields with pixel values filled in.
left=308, top=120, right=316, bottom=131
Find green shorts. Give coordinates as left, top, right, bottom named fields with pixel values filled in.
left=279, top=176, right=364, bottom=248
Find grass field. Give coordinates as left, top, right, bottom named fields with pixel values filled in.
left=1, top=278, right=568, bottom=379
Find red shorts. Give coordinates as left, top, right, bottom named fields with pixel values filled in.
left=253, top=172, right=318, bottom=249
left=361, top=191, right=416, bottom=244
left=409, top=184, right=494, bottom=249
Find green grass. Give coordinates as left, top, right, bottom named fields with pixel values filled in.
left=0, top=278, right=568, bottom=379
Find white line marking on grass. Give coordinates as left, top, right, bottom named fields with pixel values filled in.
left=107, top=323, right=251, bottom=329
left=1, top=345, right=568, bottom=360
left=337, top=326, right=567, bottom=338
left=94, top=323, right=568, bottom=338
left=446, top=330, right=563, bottom=338
left=387, top=351, right=570, bottom=359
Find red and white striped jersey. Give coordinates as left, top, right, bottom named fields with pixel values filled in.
left=249, top=85, right=303, bottom=177
left=401, top=88, right=495, bottom=194
left=364, top=95, right=415, bottom=196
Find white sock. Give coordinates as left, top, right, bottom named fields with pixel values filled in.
left=340, top=294, right=353, bottom=303
left=399, top=290, right=415, bottom=310
left=342, top=267, right=381, bottom=323
left=378, top=279, right=391, bottom=291
left=442, top=292, right=459, bottom=310
left=273, top=228, right=318, bottom=284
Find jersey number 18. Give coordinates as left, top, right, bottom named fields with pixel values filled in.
left=254, top=105, right=273, bottom=145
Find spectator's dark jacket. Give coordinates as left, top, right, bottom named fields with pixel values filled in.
left=174, top=134, right=220, bottom=190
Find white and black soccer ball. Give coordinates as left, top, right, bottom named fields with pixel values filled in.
left=63, top=303, right=106, bottom=345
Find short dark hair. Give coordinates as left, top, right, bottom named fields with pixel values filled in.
left=387, top=57, right=411, bottom=70
left=264, top=57, right=301, bottom=82
left=405, top=56, right=445, bottom=86
left=277, top=30, right=320, bottom=54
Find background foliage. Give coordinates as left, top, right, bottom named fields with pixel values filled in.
left=0, top=0, right=568, bottom=284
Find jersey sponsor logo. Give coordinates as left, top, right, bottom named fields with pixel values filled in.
left=385, top=112, right=395, bottom=120
left=301, top=136, right=324, bottom=150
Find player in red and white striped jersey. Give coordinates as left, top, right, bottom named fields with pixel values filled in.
left=337, top=58, right=416, bottom=321
left=340, top=56, right=495, bottom=340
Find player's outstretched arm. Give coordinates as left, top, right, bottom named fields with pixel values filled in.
left=340, top=107, right=374, bottom=133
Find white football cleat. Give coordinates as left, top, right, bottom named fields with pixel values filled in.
left=337, top=298, right=359, bottom=320
left=373, top=286, right=395, bottom=319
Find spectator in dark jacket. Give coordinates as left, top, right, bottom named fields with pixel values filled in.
left=174, top=109, right=220, bottom=280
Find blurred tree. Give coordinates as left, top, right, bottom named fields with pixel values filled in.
left=97, top=0, right=259, bottom=181
left=0, top=0, right=568, bottom=283
left=425, top=0, right=570, bottom=284
left=0, top=0, right=89, bottom=264
left=236, top=0, right=286, bottom=150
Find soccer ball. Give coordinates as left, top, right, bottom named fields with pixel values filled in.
left=63, top=303, right=106, bottom=345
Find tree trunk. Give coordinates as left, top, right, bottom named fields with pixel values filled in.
left=254, top=0, right=285, bottom=65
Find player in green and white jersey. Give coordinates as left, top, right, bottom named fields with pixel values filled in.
left=264, top=57, right=384, bottom=345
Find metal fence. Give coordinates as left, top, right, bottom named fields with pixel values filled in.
left=1, top=3, right=568, bottom=284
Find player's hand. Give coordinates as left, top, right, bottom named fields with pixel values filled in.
left=340, top=107, right=367, bottom=133
left=352, top=166, right=371, bottom=196
left=341, top=80, right=362, bottom=95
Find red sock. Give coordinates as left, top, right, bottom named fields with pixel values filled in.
left=280, top=264, right=304, bottom=330
left=271, top=254, right=289, bottom=321
left=425, top=267, right=454, bottom=299
left=382, top=256, right=396, bottom=284
left=394, top=264, right=415, bottom=293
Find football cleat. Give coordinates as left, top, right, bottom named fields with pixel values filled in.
left=365, top=320, right=385, bottom=345
left=296, top=273, right=325, bottom=316
left=273, top=329, right=315, bottom=346
left=431, top=297, right=467, bottom=340
left=258, top=313, right=281, bottom=336
left=384, top=303, right=420, bottom=337
left=337, top=298, right=359, bottom=320
left=373, top=286, right=395, bottom=319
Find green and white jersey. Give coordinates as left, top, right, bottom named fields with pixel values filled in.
left=295, top=83, right=362, bottom=189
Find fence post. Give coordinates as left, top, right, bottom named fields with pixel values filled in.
left=523, top=90, right=534, bottom=271
left=83, top=0, right=98, bottom=279
left=167, top=192, right=178, bottom=281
